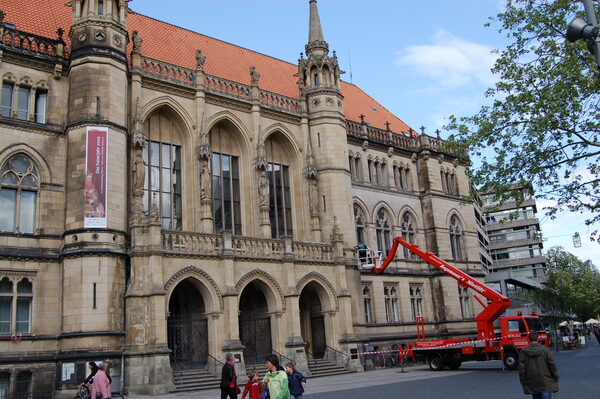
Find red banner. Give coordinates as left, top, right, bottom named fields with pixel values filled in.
left=84, top=127, right=108, bottom=228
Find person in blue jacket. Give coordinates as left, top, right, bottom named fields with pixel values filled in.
left=284, top=362, right=306, bottom=399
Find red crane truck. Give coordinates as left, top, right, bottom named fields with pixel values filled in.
left=357, top=237, right=549, bottom=370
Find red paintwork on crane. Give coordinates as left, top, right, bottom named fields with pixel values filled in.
left=372, top=237, right=511, bottom=340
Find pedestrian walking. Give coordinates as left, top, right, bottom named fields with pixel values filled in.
left=263, top=354, right=290, bottom=399
left=220, top=353, right=240, bottom=399
left=285, top=362, right=307, bottom=399
left=519, top=332, right=559, bottom=399
left=241, top=371, right=263, bottom=399
left=594, top=327, right=600, bottom=345
left=91, top=363, right=112, bottom=399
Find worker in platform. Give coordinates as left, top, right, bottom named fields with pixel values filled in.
left=519, top=332, right=559, bottom=399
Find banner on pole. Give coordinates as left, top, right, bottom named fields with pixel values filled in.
left=84, top=126, right=108, bottom=228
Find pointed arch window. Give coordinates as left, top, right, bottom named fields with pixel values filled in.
left=266, top=136, right=293, bottom=238
left=142, top=112, right=184, bottom=231
left=401, top=211, right=416, bottom=260
left=376, top=208, right=392, bottom=256
left=410, top=285, right=423, bottom=320
left=0, top=155, right=39, bottom=234
left=450, top=214, right=465, bottom=261
left=362, top=285, right=373, bottom=324
left=354, top=204, right=365, bottom=244
left=210, top=122, right=242, bottom=235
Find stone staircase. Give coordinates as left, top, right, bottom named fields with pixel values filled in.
left=171, top=359, right=352, bottom=392
left=307, top=357, right=353, bottom=377
left=171, top=368, right=221, bottom=392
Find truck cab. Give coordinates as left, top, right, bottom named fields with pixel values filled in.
left=498, top=314, right=549, bottom=369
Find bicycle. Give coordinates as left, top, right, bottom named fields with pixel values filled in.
left=72, top=384, right=90, bottom=399
left=71, top=384, right=125, bottom=399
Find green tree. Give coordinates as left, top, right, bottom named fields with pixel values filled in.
left=446, top=0, right=600, bottom=236
left=535, top=246, right=600, bottom=320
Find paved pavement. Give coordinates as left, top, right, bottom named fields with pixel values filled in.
left=128, top=342, right=600, bottom=399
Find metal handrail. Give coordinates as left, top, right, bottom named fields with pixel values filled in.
left=207, top=353, right=225, bottom=378
left=325, top=345, right=350, bottom=370
left=272, top=349, right=295, bottom=366
left=304, top=349, right=318, bottom=373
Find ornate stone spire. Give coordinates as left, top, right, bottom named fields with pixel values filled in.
left=306, top=0, right=328, bottom=56
left=309, top=0, right=324, bottom=43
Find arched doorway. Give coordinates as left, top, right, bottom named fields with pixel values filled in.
left=167, top=279, right=208, bottom=370
left=299, top=282, right=326, bottom=359
left=239, top=281, right=272, bottom=364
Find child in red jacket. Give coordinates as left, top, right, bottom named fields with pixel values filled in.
left=241, top=371, right=264, bottom=399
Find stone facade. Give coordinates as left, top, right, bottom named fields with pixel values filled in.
left=0, top=0, right=486, bottom=397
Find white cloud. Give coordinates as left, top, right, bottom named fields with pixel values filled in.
left=396, top=29, right=497, bottom=89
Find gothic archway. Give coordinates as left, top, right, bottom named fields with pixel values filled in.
left=167, top=278, right=208, bottom=370
left=299, top=282, right=327, bottom=359
left=239, top=281, right=273, bottom=364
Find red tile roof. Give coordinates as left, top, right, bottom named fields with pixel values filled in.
left=1, top=0, right=413, bottom=133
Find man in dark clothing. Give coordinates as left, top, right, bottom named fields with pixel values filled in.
left=220, top=353, right=238, bottom=399
left=519, top=332, right=559, bottom=399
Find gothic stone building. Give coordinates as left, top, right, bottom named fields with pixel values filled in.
left=0, top=0, right=486, bottom=396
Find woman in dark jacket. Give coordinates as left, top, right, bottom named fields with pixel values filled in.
left=220, top=353, right=238, bottom=399
left=82, top=361, right=99, bottom=385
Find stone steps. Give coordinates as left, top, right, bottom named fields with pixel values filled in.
left=307, top=358, right=353, bottom=377
left=172, top=368, right=221, bottom=392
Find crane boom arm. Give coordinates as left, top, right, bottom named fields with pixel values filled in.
left=372, top=237, right=510, bottom=339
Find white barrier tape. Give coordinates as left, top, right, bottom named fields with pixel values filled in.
left=348, top=333, right=524, bottom=357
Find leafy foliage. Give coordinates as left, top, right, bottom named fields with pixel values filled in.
left=445, top=0, right=600, bottom=237
left=534, top=246, right=600, bottom=320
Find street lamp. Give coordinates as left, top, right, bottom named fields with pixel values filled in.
left=566, top=0, right=600, bottom=73
left=572, top=232, right=582, bottom=248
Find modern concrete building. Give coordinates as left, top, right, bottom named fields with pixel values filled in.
left=481, top=186, right=546, bottom=312
left=0, top=0, right=488, bottom=397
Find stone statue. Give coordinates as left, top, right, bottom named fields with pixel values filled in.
left=132, top=30, right=143, bottom=52
left=132, top=149, right=145, bottom=193
left=196, top=49, right=206, bottom=71
left=258, top=171, right=270, bottom=208
left=250, top=66, right=260, bottom=86
left=309, top=180, right=319, bottom=215
left=200, top=162, right=211, bottom=201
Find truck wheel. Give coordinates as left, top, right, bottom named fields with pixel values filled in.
left=503, top=352, right=519, bottom=370
left=449, top=360, right=462, bottom=370
left=428, top=353, right=445, bottom=371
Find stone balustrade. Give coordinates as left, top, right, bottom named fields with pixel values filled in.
left=162, top=231, right=334, bottom=262
left=204, top=75, right=252, bottom=101
left=259, top=91, right=301, bottom=115
left=140, top=58, right=195, bottom=87
left=163, top=231, right=221, bottom=255
left=232, top=236, right=284, bottom=257
left=2, top=27, right=65, bottom=58
left=346, top=120, right=463, bottom=156
left=292, top=241, right=333, bottom=261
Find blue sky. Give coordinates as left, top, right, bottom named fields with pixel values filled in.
left=129, top=0, right=599, bottom=266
